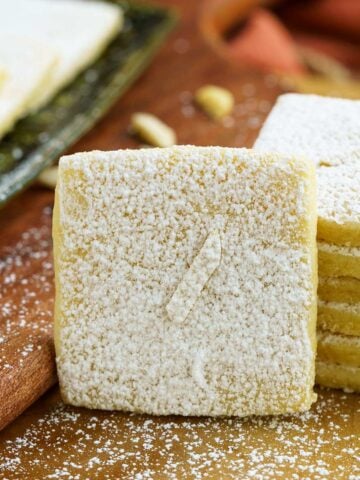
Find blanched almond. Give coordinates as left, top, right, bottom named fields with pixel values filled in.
left=131, top=112, right=176, bottom=147
left=195, top=85, right=234, bottom=119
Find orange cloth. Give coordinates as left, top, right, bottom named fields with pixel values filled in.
left=228, top=8, right=305, bottom=74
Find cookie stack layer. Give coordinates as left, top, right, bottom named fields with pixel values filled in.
left=255, top=94, right=360, bottom=392
left=316, top=161, right=360, bottom=391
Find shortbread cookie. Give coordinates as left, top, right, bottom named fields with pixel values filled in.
left=317, top=162, right=360, bottom=247
left=54, top=146, right=317, bottom=416
left=316, top=361, right=360, bottom=392
left=317, top=330, right=360, bottom=367
left=318, top=276, right=360, bottom=304
left=254, top=95, right=360, bottom=247
left=0, top=0, right=122, bottom=109
left=0, top=35, right=57, bottom=140
left=254, top=93, right=360, bottom=167
left=318, top=300, right=360, bottom=336
left=318, top=241, right=360, bottom=279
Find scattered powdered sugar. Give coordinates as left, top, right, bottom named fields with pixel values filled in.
left=0, top=389, right=359, bottom=479
left=233, top=94, right=270, bottom=137
left=317, top=162, right=360, bottom=227
left=0, top=205, right=54, bottom=372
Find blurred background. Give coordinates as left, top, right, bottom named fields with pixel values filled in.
left=201, top=0, right=359, bottom=97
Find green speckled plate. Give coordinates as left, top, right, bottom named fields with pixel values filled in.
left=0, top=1, right=176, bottom=206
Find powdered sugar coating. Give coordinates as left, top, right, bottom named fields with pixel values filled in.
left=54, top=146, right=317, bottom=416
left=254, top=94, right=360, bottom=246
left=317, top=161, right=360, bottom=245
left=254, top=94, right=360, bottom=167
left=166, top=229, right=221, bottom=324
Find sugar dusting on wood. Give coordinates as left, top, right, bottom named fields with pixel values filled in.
left=0, top=389, right=359, bottom=479
left=0, top=205, right=54, bottom=374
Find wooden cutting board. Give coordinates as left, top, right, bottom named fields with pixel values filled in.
left=0, top=0, right=359, bottom=477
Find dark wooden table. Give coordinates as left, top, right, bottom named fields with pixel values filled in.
left=0, top=1, right=359, bottom=478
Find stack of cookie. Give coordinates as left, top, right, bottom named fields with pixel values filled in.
left=255, top=93, right=360, bottom=392
left=316, top=160, right=360, bottom=391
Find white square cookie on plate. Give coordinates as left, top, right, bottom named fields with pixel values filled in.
left=0, top=0, right=123, bottom=110
left=54, top=146, right=317, bottom=417
left=0, top=35, right=57, bottom=140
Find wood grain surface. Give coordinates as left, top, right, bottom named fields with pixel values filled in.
left=0, top=190, right=57, bottom=431
left=0, top=0, right=359, bottom=478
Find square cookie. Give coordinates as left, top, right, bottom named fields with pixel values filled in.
left=255, top=94, right=360, bottom=247
left=317, top=162, right=360, bottom=247
left=54, top=146, right=317, bottom=416
left=254, top=93, right=360, bottom=168
left=0, top=35, right=57, bottom=140
left=0, top=0, right=123, bottom=110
